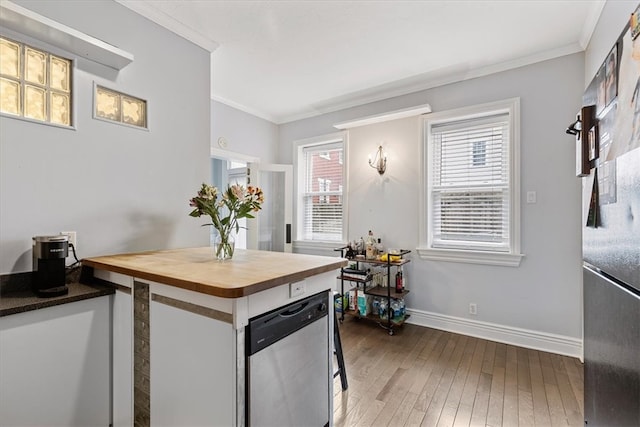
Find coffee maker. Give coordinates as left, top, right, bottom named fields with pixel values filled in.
left=32, top=235, right=69, bottom=297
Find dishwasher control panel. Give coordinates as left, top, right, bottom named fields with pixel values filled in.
left=246, top=291, right=329, bottom=356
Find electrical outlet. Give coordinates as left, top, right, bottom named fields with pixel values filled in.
left=526, top=191, right=537, bottom=204
left=60, top=231, right=77, bottom=251
left=469, top=303, right=477, bottom=315
left=290, top=280, right=306, bottom=298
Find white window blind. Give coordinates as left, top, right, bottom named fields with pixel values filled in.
left=430, top=113, right=510, bottom=251
left=301, top=143, right=343, bottom=241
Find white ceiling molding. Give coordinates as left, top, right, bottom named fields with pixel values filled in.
left=212, top=94, right=278, bottom=124
left=579, top=0, right=607, bottom=49
left=282, top=42, right=583, bottom=126
left=216, top=40, right=583, bottom=125
left=0, top=0, right=133, bottom=69
left=333, top=104, right=432, bottom=130
left=125, top=1, right=607, bottom=125
left=115, top=0, right=219, bottom=53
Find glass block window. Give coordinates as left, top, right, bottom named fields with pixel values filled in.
left=95, top=85, right=147, bottom=129
left=0, top=37, right=72, bottom=126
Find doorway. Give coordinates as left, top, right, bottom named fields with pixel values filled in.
left=211, top=150, right=292, bottom=253
left=211, top=156, right=252, bottom=250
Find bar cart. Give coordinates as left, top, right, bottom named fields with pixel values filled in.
left=334, top=246, right=410, bottom=335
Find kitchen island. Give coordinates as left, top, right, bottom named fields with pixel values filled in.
left=82, top=247, right=346, bottom=427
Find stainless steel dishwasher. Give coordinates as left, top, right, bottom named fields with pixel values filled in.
left=246, top=291, right=330, bottom=427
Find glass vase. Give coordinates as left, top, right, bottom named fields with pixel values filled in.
left=214, top=233, right=235, bottom=261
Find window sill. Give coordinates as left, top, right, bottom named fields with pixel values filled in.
left=0, top=112, right=77, bottom=130
left=293, top=240, right=345, bottom=254
left=416, top=247, right=524, bottom=267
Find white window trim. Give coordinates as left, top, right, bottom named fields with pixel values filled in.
left=293, top=131, right=349, bottom=248
left=418, top=98, right=524, bottom=267
left=92, top=82, right=149, bottom=131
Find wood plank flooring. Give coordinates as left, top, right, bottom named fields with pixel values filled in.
left=333, top=319, right=583, bottom=427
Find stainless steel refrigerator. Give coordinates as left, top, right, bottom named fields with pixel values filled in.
left=579, top=12, right=640, bottom=427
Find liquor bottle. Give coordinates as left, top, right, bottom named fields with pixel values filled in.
left=395, top=269, right=403, bottom=293
left=376, top=238, right=384, bottom=254
left=365, top=230, right=376, bottom=259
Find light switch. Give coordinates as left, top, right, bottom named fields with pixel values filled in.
left=527, top=191, right=537, bottom=204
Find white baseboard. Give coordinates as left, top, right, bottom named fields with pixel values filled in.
left=406, top=308, right=583, bottom=361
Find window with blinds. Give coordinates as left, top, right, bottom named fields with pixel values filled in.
left=429, top=112, right=511, bottom=252
left=300, top=142, right=344, bottom=241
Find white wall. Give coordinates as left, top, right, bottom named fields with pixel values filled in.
left=279, top=53, right=586, bottom=356
left=0, top=0, right=212, bottom=274
left=212, top=100, right=279, bottom=163
left=585, top=1, right=638, bottom=86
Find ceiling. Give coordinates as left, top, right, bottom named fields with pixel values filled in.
left=118, top=0, right=606, bottom=124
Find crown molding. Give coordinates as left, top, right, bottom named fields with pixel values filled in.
left=212, top=95, right=278, bottom=124
left=115, top=0, right=219, bottom=53
left=277, top=42, right=584, bottom=124
left=217, top=41, right=584, bottom=125
left=579, top=0, right=607, bottom=49
left=114, top=0, right=602, bottom=126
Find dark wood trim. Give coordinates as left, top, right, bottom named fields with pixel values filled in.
left=151, top=293, right=233, bottom=324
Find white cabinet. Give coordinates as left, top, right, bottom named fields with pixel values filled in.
left=150, top=299, right=234, bottom=426
left=0, top=296, right=110, bottom=426
left=108, top=276, right=237, bottom=427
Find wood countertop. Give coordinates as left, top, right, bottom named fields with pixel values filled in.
left=82, top=247, right=347, bottom=298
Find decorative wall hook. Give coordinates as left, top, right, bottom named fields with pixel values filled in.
left=566, top=118, right=581, bottom=136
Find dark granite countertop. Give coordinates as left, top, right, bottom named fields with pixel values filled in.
left=0, top=281, right=114, bottom=317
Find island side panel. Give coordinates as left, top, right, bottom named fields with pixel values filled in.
left=150, top=295, right=234, bottom=426
left=113, top=283, right=133, bottom=427
left=96, top=269, right=135, bottom=427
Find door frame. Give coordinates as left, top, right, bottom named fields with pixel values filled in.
left=247, top=163, right=293, bottom=253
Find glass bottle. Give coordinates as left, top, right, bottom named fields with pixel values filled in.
left=365, top=230, right=376, bottom=259
left=395, top=268, right=403, bottom=293
left=376, top=238, right=384, bottom=254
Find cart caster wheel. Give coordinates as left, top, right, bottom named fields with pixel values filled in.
left=388, top=330, right=394, bottom=336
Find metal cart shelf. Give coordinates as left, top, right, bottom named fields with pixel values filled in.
left=334, top=247, right=410, bottom=335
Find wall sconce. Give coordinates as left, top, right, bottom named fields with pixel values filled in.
left=368, top=145, right=387, bottom=175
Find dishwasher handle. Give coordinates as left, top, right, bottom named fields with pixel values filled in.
left=279, top=301, right=309, bottom=318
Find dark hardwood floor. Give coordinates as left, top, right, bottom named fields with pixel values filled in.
left=333, top=318, right=584, bottom=427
